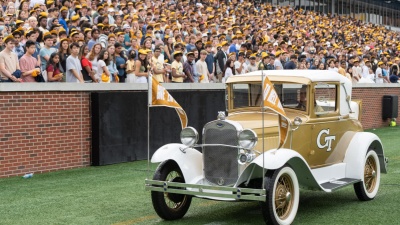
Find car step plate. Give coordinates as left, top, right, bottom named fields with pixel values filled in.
left=320, top=178, right=361, bottom=191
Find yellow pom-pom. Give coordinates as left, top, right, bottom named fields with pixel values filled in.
left=101, top=73, right=110, bottom=82
left=31, top=70, right=38, bottom=77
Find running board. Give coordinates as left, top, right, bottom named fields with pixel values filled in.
left=320, top=178, right=361, bottom=192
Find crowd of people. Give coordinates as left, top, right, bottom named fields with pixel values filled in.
left=0, top=0, right=399, bottom=83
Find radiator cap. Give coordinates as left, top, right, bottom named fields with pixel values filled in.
left=217, top=111, right=226, bottom=120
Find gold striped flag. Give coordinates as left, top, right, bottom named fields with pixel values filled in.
left=262, top=75, right=290, bottom=149
left=149, top=77, right=188, bottom=129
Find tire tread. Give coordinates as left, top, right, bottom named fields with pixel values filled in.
left=151, top=160, right=192, bottom=220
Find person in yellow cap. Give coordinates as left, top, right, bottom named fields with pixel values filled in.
left=38, top=13, right=49, bottom=34
left=69, top=15, right=80, bottom=31
left=244, top=53, right=256, bottom=72
left=98, top=24, right=110, bottom=48
left=151, top=46, right=167, bottom=83
left=133, top=49, right=149, bottom=83
left=274, top=51, right=284, bottom=70
left=234, top=51, right=248, bottom=75
left=215, top=41, right=229, bottom=80
left=59, top=6, right=69, bottom=33
left=116, top=32, right=125, bottom=45
left=93, top=6, right=106, bottom=24
left=70, top=31, right=81, bottom=43
left=12, top=31, right=25, bottom=59
left=258, top=52, right=270, bottom=70
left=195, top=50, right=211, bottom=83
left=171, top=51, right=185, bottom=83
left=0, top=35, right=22, bottom=82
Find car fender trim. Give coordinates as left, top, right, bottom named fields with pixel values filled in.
left=151, top=144, right=203, bottom=184
left=343, top=132, right=387, bottom=179
left=238, top=149, right=323, bottom=191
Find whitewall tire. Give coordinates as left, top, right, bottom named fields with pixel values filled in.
left=261, top=166, right=300, bottom=225
left=354, top=150, right=381, bottom=201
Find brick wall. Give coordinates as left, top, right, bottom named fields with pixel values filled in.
left=353, top=87, right=400, bottom=129
left=0, top=92, right=91, bottom=178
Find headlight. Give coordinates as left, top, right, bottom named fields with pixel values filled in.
left=180, top=127, right=198, bottom=146
left=238, top=129, right=258, bottom=149
left=238, top=152, right=256, bottom=165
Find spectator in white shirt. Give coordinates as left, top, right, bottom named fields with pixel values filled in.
left=234, top=51, right=248, bottom=75
left=274, top=51, right=284, bottom=70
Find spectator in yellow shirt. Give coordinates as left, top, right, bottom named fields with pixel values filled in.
left=171, top=51, right=185, bottom=83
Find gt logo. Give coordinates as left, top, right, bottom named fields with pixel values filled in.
left=317, top=129, right=336, bottom=151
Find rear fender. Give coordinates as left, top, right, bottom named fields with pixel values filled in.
left=151, top=144, right=203, bottom=184
left=236, top=149, right=321, bottom=190
left=343, top=132, right=387, bottom=180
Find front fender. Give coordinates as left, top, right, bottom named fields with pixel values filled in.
left=236, top=149, right=322, bottom=190
left=252, top=148, right=307, bottom=170
left=151, top=143, right=203, bottom=184
left=343, top=132, right=386, bottom=180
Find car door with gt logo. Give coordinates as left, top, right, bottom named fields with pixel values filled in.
left=308, top=83, right=349, bottom=168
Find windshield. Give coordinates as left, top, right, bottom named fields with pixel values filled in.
left=231, top=83, right=307, bottom=111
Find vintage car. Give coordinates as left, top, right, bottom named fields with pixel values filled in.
left=145, top=70, right=388, bottom=225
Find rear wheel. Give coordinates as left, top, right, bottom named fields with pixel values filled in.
left=151, top=160, right=192, bottom=220
left=261, top=166, right=299, bottom=225
left=354, top=150, right=381, bottom=201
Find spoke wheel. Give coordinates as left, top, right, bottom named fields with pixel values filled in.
left=274, top=174, right=294, bottom=220
left=364, top=155, right=377, bottom=193
left=261, top=166, right=299, bottom=225
left=151, top=160, right=192, bottom=220
left=354, top=150, right=381, bottom=201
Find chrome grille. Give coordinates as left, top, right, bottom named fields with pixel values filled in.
left=203, top=120, right=239, bottom=186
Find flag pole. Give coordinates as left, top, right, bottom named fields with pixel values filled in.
left=147, top=63, right=152, bottom=179
left=261, top=70, right=265, bottom=190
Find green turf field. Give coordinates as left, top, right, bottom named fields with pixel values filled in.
left=1, top=127, right=399, bottom=225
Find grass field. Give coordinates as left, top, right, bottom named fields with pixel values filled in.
left=1, top=127, right=399, bottom=225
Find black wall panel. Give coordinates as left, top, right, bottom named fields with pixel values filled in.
left=91, top=90, right=225, bottom=166
left=382, top=95, right=399, bottom=119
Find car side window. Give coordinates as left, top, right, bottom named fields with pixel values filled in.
left=232, top=83, right=262, bottom=108
left=314, top=83, right=337, bottom=114
left=278, top=84, right=307, bottom=111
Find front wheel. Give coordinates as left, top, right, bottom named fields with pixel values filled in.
left=151, top=160, right=192, bottom=220
left=354, top=150, right=381, bottom=201
left=261, top=166, right=300, bottom=225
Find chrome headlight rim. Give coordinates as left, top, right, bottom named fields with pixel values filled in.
left=238, top=152, right=256, bottom=165
left=238, top=129, right=258, bottom=149
left=180, top=127, right=199, bottom=147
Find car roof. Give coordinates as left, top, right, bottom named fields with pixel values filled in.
left=226, top=70, right=351, bottom=85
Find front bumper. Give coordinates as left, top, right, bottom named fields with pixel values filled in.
left=145, top=179, right=266, bottom=201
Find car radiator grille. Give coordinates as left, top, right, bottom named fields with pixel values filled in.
left=203, top=121, right=239, bottom=186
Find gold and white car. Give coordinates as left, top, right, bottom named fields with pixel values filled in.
left=145, top=70, right=388, bottom=225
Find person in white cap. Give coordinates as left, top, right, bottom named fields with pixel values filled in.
left=107, top=8, right=115, bottom=25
